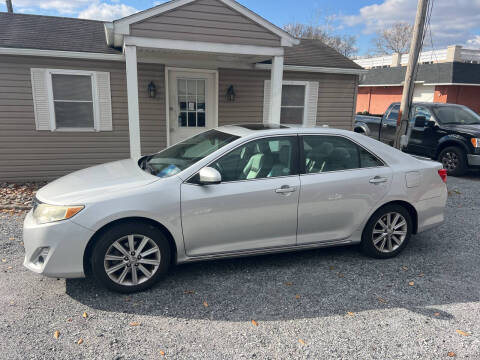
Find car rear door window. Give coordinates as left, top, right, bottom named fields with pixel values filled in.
left=303, top=135, right=383, bottom=174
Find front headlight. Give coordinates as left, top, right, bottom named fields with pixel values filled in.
left=471, top=138, right=480, bottom=148
left=33, top=203, right=84, bottom=225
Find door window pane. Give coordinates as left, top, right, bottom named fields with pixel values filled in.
left=303, top=136, right=361, bottom=173
left=387, top=105, right=400, bottom=123
left=359, top=148, right=384, bottom=168
left=51, top=74, right=94, bottom=129
left=178, top=78, right=206, bottom=128
left=212, top=137, right=298, bottom=182
left=280, top=84, right=305, bottom=124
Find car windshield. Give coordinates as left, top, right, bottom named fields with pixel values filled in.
left=433, top=106, right=480, bottom=125
left=141, top=130, right=240, bottom=178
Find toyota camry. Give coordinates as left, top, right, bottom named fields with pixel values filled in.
left=23, top=124, right=448, bottom=293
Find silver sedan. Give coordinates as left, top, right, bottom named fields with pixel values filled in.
left=23, top=125, right=448, bottom=293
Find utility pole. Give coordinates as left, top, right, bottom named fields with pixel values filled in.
left=393, top=0, right=429, bottom=149
left=6, top=0, right=14, bottom=13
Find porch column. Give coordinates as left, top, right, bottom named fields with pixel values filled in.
left=125, top=45, right=141, bottom=159
left=269, top=55, right=284, bottom=124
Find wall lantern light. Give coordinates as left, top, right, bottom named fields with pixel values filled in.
left=226, top=85, right=236, bottom=102
left=148, top=81, right=157, bottom=98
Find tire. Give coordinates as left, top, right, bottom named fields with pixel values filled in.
left=91, top=221, right=171, bottom=293
left=438, top=146, right=467, bottom=176
left=361, top=204, right=413, bottom=259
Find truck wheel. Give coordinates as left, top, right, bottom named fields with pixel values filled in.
left=438, top=146, right=467, bottom=176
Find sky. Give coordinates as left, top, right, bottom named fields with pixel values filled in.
left=1, top=0, right=479, bottom=56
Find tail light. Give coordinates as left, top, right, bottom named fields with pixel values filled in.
left=438, top=169, right=447, bottom=183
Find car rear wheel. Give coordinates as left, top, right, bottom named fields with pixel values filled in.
left=439, top=146, right=467, bottom=176
left=361, top=204, right=412, bottom=259
left=91, top=221, right=171, bottom=293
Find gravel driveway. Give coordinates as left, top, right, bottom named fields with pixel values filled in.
left=1, top=174, right=479, bottom=360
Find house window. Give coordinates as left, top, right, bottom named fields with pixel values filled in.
left=30, top=68, right=112, bottom=132
left=281, top=84, right=306, bottom=124
left=51, top=74, right=95, bottom=129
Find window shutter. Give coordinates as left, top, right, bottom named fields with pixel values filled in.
left=305, top=81, right=319, bottom=126
left=95, top=72, right=113, bottom=131
left=30, top=68, right=52, bottom=131
left=263, top=80, right=271, bottom=123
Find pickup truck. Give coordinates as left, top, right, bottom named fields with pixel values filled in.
left=354, top=102, right=480, bottom=176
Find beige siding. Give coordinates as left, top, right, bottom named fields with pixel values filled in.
left=218, top=69, right=358, bottom=130
left=0, top=55, right=165, bottom=182
left=130, top=0, right=281, bottom=47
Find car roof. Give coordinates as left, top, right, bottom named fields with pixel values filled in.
left=217, top=124, right=348, bottom=138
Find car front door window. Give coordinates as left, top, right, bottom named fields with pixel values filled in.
left=211, top=136, right=298, bottom=182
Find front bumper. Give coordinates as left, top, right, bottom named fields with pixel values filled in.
left=467, top=154, right=480, bottom=166
left=23, top=210, right=94, bottom=278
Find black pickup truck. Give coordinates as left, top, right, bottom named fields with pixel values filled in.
left=355, top=102, right=480, bottom=175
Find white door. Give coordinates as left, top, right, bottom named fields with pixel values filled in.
left=413, top=85, right=435, bottom=102
left=168, top=70, right=217, bottom=145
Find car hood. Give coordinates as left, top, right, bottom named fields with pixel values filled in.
left=36, top=159, right=159, bottom=205
left=441, top=124, right=480, bottom=136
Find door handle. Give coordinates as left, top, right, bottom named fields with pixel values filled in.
left=275, top=185, right=297, bottom=194
left=369, top=176, right=388, bottom=184
left=382, top=123, right=388, bottom=127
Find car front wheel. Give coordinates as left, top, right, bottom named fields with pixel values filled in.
left=361, top=204, right=413, bottom=259
left=91, top=221, right=171, bottom=293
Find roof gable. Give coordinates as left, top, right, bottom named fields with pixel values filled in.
left=112, top=0, right=298, bottom=47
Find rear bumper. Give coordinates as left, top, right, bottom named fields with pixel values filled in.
left=23, top=211, right=93, bottom=278
left=467, top=154, right=480, bottom=166
left=414, top=193, right=447, bottom=234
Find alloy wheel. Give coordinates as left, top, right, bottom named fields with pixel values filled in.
left=372, top=212, right=408, bottom=253
left=442, top=151, right=459, bottom=172
left=104, top=234, right=161, bottom=286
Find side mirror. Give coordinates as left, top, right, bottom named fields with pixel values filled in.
left=198, top=167, right=222, bottom=185
left=426, top=119, right=436, bottom=128
left=414, top=115, right=427, bottom=127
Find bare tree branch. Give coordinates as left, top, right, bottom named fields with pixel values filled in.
left=283, top=21, right=358, bottom=58
left=372, top=22, right=414, bottom=55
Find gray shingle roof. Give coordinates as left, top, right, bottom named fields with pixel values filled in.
left=0, top=12, right=361, bottom=70
left=285, top=39, right=362, bottom=69
left=0, top=12, right=120, bottom=54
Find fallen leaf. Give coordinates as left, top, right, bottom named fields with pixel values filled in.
left=7, top=266, right=12, bottom=270
left=377, top=297, right=387, bottom=303
left=447, top=351, right=456, bottom=357
left=67, top=318, right=73, bottom=322
left=82, top=312, right=88, bottom=319
left=456, top=330, right=471, bottom=337
left=1, top=259, right=6, bottom=262
left=77, top=338, right=84, bottom=345
left=184, top=290, right=195, bottom=294
left=338, top=273, right=345, bottom=278
left=295, top=295, right=300, bottom=299
left=8, top=237, right=14, bottom=241
left=329, top=266, right=335, bottom=270
left=346, top=312, right=355, bottom=317
left=418, top=273, right=425, bottom=277
left=402, top=266, right=408, bottom=271
left=203, top=301, right=209, bottom=308
left=298, top=339, right=305, bottom=345
left=159, top=350, right=165, bottom=356
left=408, top=281, right=415, bottom=286
left=251, top=320, right=258, bottom=327
left=285, top=282, right=293, bottom=286
left=434, top=312, right=440, bottom=317
left=129, top=321, right=140, bottom=327
left=54, top=330, right=60, bottom=339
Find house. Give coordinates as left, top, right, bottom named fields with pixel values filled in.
left=0, top=0, right=364, bottom=182
left=355, top=46, right=480, bottom=115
